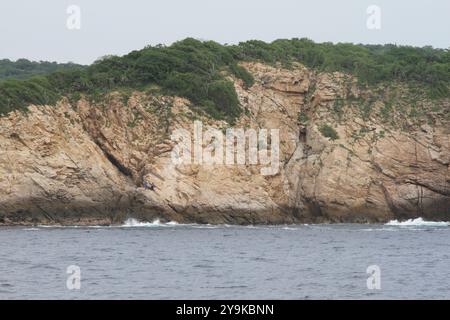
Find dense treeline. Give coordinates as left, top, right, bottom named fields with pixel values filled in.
left=233, top=39, right=449, bottom=97
left=0, top=38, right=448, bottom=121
left=0, top=59, right=83, bottom=80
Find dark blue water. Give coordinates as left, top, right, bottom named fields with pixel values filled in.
left=0, top=222, right=449, bottom=299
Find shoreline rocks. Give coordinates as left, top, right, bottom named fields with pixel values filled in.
left=0, top=63, right=449, bottom=225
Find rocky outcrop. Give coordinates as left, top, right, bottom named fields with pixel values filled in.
left=0, top=62, right=449, bottom=225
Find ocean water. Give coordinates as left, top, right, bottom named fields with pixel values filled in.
left=0, top=218, right=449, bottom=299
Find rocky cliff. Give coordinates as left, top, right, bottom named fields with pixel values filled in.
left=0, top=62, right=449, bottom=225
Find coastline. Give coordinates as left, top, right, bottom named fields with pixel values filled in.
left=1, top=202, right=449, bottom=226
left=1, top=63, right=449, bottom=226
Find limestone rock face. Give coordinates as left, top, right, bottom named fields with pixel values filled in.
left=0, top=62, right=449, bottom=225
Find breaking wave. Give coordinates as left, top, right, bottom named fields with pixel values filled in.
left=385, top=218, right=449, bottom=227
left=121, top=218, right=179, bottom=227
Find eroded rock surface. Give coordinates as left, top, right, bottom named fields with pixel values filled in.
left=1, top=62, right=449, bottom=224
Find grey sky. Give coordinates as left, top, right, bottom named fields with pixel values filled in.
left=0, top=0, right=448, bottom=65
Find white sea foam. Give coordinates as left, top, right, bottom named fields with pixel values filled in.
left=362, top=227, right=408, bottom=232
left=385, top=217, right=449, bottom=227
left=36, top=224, right=62, bottom=228
left=35, top=224, right=107, bottom=229
left=121, top=218, right=179, bottom=227
left=282, top=227, right=298, bottom=230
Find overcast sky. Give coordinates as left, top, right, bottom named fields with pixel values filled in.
left=0, top=0, right=448, bottom=65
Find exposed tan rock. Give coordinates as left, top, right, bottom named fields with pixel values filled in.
left=0, top=62, right=448, bottom=225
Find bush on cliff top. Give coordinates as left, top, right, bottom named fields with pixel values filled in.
left=0, top=58, right=82, bottom=81
left=0, top=38, right=448, bottom=121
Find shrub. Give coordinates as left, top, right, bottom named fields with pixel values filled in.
left=229, top=63, right=254, bottom=88
left=207, top=80, right=241, bottom=122
left=319, top=124, right=339, bottom=140
left=0, top=77, right=59, bottom=115
left=0, top=58, right=82, bottom=80
left=298, top=111, right=309, bottom=124
left=0, top=38, right=448, bottom=121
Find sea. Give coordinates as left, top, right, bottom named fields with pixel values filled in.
left=0, top=217, right=449, bottom=299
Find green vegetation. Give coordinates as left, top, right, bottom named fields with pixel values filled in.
left=0, top=77, right=60, bottom=113
left=380, top=101, right=393, bottom=121
left=0, top=59, right=82, bottom=80
left=233, top=39, right=449, bottom=98
left=319, top=124, right=339, bottom=140
left=0, top=39, right=244, bottom=122
left=332, top=98, right=344, bottom=121
left=229, top=63, right=254, bottom=88
left=0, top=38, right=448, bottom=122
left=298, top=111, right=309, bottom=124
left=359, top=100, right=373, bottom=120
